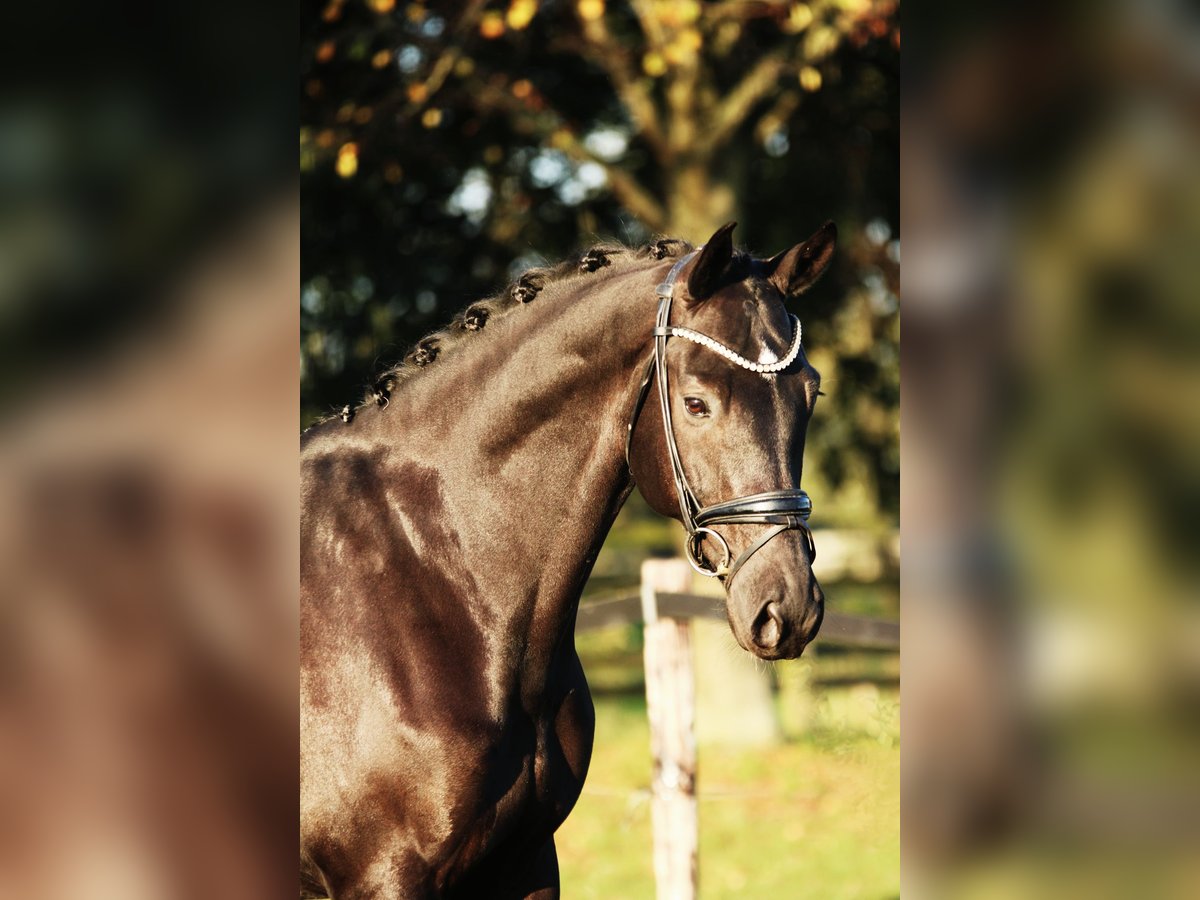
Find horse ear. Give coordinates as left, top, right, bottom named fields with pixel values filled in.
left=766, top=220, right=837, bottom=297
left=685, top=221, right=737, bottom=304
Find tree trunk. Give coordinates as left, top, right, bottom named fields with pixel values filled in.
left=666, top=158, right=736, bottom=243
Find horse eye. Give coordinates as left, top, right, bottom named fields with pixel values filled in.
left=683, top=397, right=709, bottom=417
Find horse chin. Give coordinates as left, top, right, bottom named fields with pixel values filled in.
left=726, top=579, right=824, bottom=661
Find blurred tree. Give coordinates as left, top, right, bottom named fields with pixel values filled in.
left=301, top=0, right=898, bottom=521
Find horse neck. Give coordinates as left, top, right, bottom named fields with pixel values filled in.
left=376, top=263, right=661, bottom=676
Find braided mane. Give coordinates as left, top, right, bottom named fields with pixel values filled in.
left=308, top=238, right=698, bottom=429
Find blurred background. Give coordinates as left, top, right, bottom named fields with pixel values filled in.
left=902, top=1, right=1200, bottom=898
left=301, top=1, right=899, bottom=897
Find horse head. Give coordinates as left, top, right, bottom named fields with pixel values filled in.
left=628, top=220, right=836, bottom=660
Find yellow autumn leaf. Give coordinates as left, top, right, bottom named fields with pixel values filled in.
left=799, top=66, right=822, bottom=92
left=663, top=42, right=687, bottom=65
left=832, top=0, right=870, bottom=15
left=479, top=11, right=505, bottom=38
left=784, top=3, right=813, bottom=34
left=577, top=0, right=604, bottom=22
left=506, top=0, right=537, bottom=30
left=678, top=28, right=702, bottom=51
left=643, top=51, right=667, bottom=76
left=336, top=143, right=358, bottom=178
left=804, top=25, right=841, bottom=60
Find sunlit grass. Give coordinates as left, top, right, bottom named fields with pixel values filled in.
left=557, top=690, right=899, bottom=899
left=567, top=515, right=900, bottom=898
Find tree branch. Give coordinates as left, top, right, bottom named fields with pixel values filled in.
left=697, top=51, right=791, bottom=154
left=629, top=0, right=668, bottom=52
left=402, top=0, right=488, bottom=116
left=554, top=130, right=668, bottom=232
left=575, top=11, right=668, bottom=161
left=469, top=79, right=668, bottom=232
left=707, top=0, right=787, bottom=24
left=753, top=88, right=801, bottom=142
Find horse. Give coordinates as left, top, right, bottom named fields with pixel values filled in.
left=300, top=220, right=836, bottom=899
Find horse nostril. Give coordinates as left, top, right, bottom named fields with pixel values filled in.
left=752, top=601, right=786, bottom=650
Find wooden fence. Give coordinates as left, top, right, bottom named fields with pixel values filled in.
left=577, top=588, right=901, bottom=649
left=578, top=557, right=899, bottom=900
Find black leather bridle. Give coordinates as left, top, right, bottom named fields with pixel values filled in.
left=626, top=249, right=816, bottom=585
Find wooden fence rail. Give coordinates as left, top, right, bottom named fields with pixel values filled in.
left=578, top=589, right=900, bottom=650
left=595, top=558, right=899, bottom=899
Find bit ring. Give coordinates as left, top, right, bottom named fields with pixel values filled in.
left=686, top=527, right=731, bottom=578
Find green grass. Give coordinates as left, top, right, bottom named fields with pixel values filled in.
left=566, top=508, right=900, bottom=898
left=557, top=690, right=899, bottom=899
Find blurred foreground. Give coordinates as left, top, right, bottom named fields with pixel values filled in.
left=0, top=3, right=297, bottom=895
left=0, top=197, right=299, bottom=898
left=903, top=1, right=1200, bottom=896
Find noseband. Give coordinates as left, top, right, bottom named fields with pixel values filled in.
left=626, top=249, right=816, bottom=585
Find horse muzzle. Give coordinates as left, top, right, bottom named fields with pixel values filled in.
left=725, top=531, right=824, bottom=660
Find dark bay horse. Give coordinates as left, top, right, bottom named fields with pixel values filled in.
left=300, top=221, right=836, bottom=899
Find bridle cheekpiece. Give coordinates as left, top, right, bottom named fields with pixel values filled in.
left=626, top=249, right=816, bottom=584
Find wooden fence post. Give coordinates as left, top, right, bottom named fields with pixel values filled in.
left=641, top=559, right=698, bottom=900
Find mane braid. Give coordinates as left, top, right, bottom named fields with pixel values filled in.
left=302, top=238, right=695, bottom=432
left=350, top=239, right=698, bottom=410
